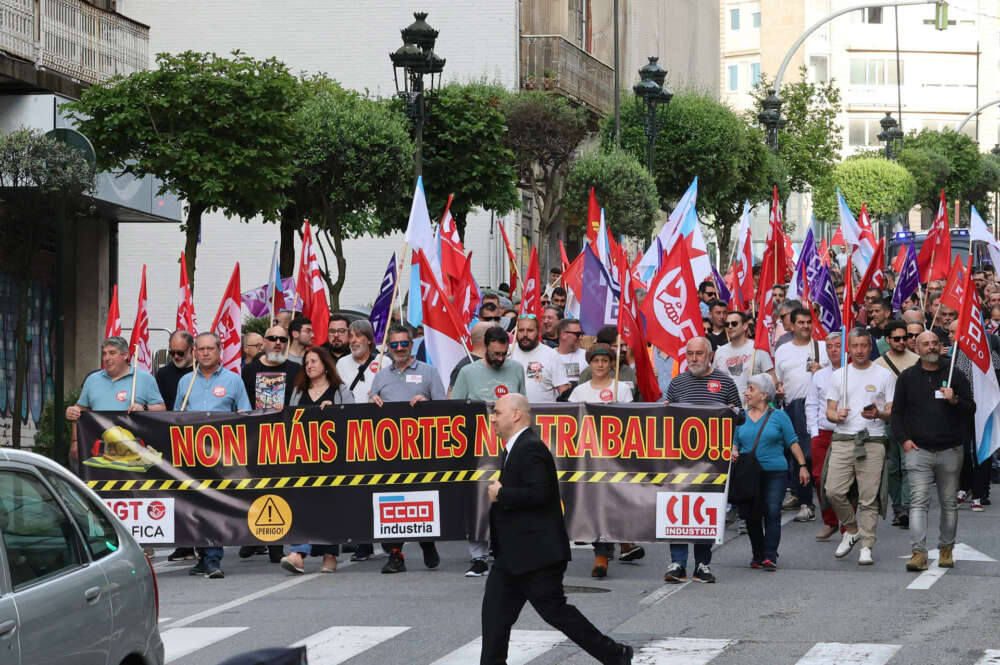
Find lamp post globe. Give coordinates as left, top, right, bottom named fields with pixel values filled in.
left=632, top=56, right=672, bottom=175
left=877, top=112, right=902, bottom=160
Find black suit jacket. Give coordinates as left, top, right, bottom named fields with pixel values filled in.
left=489, top=428, right=571, bottom=576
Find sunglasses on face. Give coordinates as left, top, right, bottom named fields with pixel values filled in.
left=726, top=321, right=742, bottom=328
left=389, top=340, right=411, bottom=349
left=562, top=330, right=583, bottom=337
left=265, top=335, right=288, bottom=343
left=480, top=316, right=500, bottom=322
left=704, top=292, right=717, bottom=298
left=905, top=333, right=918, bottom=339
left=168, top=349, right=189, bottom=357
left=889, top=336, right=906, bottom=342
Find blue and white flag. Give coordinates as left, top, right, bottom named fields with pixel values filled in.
left=370, top=253, right=397, bottom=347
left=891, top=239, right=920, bottom=313
left=405, top=177, right=439, bottom=327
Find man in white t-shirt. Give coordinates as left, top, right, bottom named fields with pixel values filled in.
left=336, top=320, right=390, bottom=405
left=712, top=310, right=774, bottom=406
left=512, top=315, right=569, bottom=403
left=774, top=306, right=830, bottom=520
left=825, top=328, right=896, bottom=566
left=555, top=318, right=587, bottom=384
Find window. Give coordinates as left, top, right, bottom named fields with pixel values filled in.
left=730, top=8, right=740, bottom=30
left=751, top=62, right=761, bottom=86
left=809, top=55, right=829, bottom=84
left=752, top=12, right=761, bottom=27
left=0, top=471, right=82, bottom=590
left=569, top=0, right=590, bottom=51
left=849, top=58, right=903, bottom=85
left=848, top=118, right=887, bottom=146
left=44, top=473, right=118, bottom=561
left=728, top=65, right=739, bottom=91
left=863, top=8, right=883, bottom=24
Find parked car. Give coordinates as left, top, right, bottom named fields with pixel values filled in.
left=886, top=229, right=972, bottom=268
left=0, top=449, right=162, bottom=665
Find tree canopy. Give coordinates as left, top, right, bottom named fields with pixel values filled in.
left=563, top=148, right=659, bottom=240
left=812, top=156, right=917, bottom=223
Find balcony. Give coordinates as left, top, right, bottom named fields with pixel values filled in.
left=0, top=0, right=148, bottom=87
left=520, top=35, right=614, bottom=117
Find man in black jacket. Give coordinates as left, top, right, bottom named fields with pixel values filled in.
left=481, top=393, right=632, bottom=665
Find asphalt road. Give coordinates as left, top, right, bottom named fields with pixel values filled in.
left=155, top=498, right=1000, bottom=665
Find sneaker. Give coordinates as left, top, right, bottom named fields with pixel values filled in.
left=972, top=499, right=985, bottom=512
left=781, top=495, right=800, bottom=511
left=750, top=559, right=761, bottom=569
left=835, top=531, right=859, bottom=558
left=615, top=643, right=633, bottom=665
left=663, top=563, right=686, bottom=583
left=280, top=556, right=305, bottom=575
left=465, top=558, right=489, bottom=577
left=793, top=505, right=815, bottom=522
left=188, top=559, right=207, bottom=576
left=939, top=545, right=954, bottom=568
left=692, top=563, right=716, bottom=583
left=167, top=547, right=196, bottom=562
left=591, top=555, right=609, bottom=578
left=619, top=543, right=645, bottom=562
left=422, top=544, right=440, bottom=569
left=957, top=490, right=968, bottom=505
left=858, top=547, right=873, bottom=565
left=983, top=497, right=992, bottom=506
left=350, top=552, right=372, bottom=562
left=238, top=546, right=257, bottom=559
left=204, top=565, right=225, bottom=579
left=893, top=513, right=910, bottom=529
left=760, top=559, right=777, bottom=571
left=815, top=524, right=838, bottom=541
left=905, top=550, right=928, bottom=571
left=381, top=549, right=406, bottom=574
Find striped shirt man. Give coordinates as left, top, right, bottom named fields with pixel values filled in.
left=664, top=368, right=741, bottom=407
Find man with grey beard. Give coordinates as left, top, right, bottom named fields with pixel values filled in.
left=890, top=331, right=975, bottom=572
left=241, top=325, right=301, bottom=410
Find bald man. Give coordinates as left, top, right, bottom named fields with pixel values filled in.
left=242, top=332, right=264, bottom=366
left=482, top=393, right=632, bottom=665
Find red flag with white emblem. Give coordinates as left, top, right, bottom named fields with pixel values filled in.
left=939, top=255, right=969, bottom=313
left=413, top=249, right=471, bottom=388
left=853, top=238, right=885, bottom=307
left=211, top=264, right=242, bottom=375
left=917, top=190, right=952, bottom=282
left=438, top=194, right=466, bottom=297
left=176, top=251, right=199, bottom=334
left=640, top=240, right=704, bottom=361
left=128, top=266, right=151, bottom=371
left=294, top=220, right=329, bottom=338
left=519, top=246, right=541, bottom=318
left=105, top=284, right=121, bottom=339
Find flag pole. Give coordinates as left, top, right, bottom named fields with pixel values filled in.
left=179, top=359, right=198, bottom=412
left=946, top=340, right=958, bottom=388
left=378, top=243, right=408, bottom=368
left=129, top=361, right=138, bottom=409
left=613, top=334, right=622, bottom=403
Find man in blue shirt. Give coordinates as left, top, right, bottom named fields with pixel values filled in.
left=175, top=332, right=251, bottom=579
left=65, top=336, right=165, bottom=463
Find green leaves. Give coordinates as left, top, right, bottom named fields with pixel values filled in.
left=898, top=129, right=990, bottom=217
left=564, top=149, right=658, bottom=239
left=813, top=157, right=916, bottom=222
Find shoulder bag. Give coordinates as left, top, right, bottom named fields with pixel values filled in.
left=727, top=408, right=773, bottom=505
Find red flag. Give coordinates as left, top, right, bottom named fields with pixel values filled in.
left=295, top=220, right=329, bottom=338
left=128, top=266, right=151, bottom=371
left=295, top=220, right=316, bottom=318
left=558, top=240, right=570, bottom=278
left=586, top=187, right=601, bottom=243
left=768, top=187, right=792, bottom=284
left=498, top=221, right=519, bottom=294
left=438, top=194, right=466, bottom=297
left=413, top=249, right=471, bottom=387
left=939, top=255, right=969, bottom=313
left=455, top=253, right=481, bottom=327
left=853, top=238, right=886, bottom=307
left=563, top=249, right=584, bottom=301
left=732, top=219, right=754, bottom=310
left=832, top=227, right=845, bottom=246
left=211, top=264, right=242, bottom=374
left=857, top=203, right=879, bottom=264
left=176, top=251, right=199, bottom=334
left=754, top=250, right=776, bottom=354
left=842, top=256, right=855, bottom=332
left=891, top=244, right=907, bottom=274
left=957, top=258, right=991, bottom=373
left=917, top=190, right=952, bottom=282
left=640, top=240, right=704, bottom=360
left=105, top=284, right=121, bottom=339
left=618, top=258, right=662, bottom=401
left=818, top=239, right=831, bottom=266
left=518, top=246, right=541, bottom=318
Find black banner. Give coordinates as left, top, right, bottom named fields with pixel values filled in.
left=78, top=401, right=734, bottom=546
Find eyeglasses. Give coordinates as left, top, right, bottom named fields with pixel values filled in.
left=480, top=316, right=500, bottom=322
left=562, top=330, right=583, bottom=337
left=389, top=340, right=411, bottom=349
left=168, top=349, right=189, bottom=357
left=244, top=343, right=262, bottom=349
left=889, top=336, right=906, bottom=342
left=704, top=292, right=717, bottom=298
left=329, top=328, right=349, bottom=335
left=265, top=335, right=288, bottom=343
left=904, top=333, right=918, bottom=339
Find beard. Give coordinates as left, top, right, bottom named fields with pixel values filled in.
left=330, top=341, right=349, bottom=354
left=921, top=352, right=940, bottom=365
left=486, top=354, right=505, bottom=369
left=266, top=351, right=287, bottom=364
left=518, top=337, right=538, bottom=352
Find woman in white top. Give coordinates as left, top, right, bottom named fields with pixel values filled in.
left=569, top=343, right=633, bottom=403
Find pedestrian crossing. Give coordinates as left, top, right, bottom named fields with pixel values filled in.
left=159, top=625, right=997, bottom=664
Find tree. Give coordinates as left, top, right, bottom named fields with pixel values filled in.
left=563, top=148, right=659, bottom=239
left=0, top=129, right=96, bottom=449
left=502, top=91, right=588, bottom=270
left=901, top=129, right=982, bottom=212
left=417, top=82, right=519, bottom=240
left=602, top=90, right=776, bottom=264
left=813, top=157, right=917, bottom=224
left=290, top=75, right=413, bottom=309
left=750, top=69, right=842, bottom=198
left=66, top=50, right=302, bottom=291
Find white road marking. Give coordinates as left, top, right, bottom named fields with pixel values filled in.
left=158, top=617, right=172, bottom=623
left=973, top=649, right=1000, bottom=665
left=639, top=581, right=690, bottom=606
left=291, top=625, right=410, bottom=664
left=906, top=561, right=949, bottom=590
left=781, top=512, right=796, bottom=526
left=162, top=626, right=248, bottom=662
left=900, top=543, right=996, bottom=589
left=634, top=637, right=734, bottom=664
left=429, top=629, right=566, bottom=665
left=794, top=642, right=901, bottom=665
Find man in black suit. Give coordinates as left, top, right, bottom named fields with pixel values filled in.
left=481, top=393, right=632, bottom=665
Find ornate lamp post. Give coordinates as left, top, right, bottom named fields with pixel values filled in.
left=389, top=12, right=445, bottom=180
left=759, top=90, right=787, bottom=153
left=632, top=56, right=672, bottom=175
left=877, top=112, right=904, bottom=160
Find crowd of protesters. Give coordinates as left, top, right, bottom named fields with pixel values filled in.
left=62, top=260, right=996, bottom=585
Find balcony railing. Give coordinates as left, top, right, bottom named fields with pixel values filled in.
left=520, top=35, right=614, bottom=116
left=0, top=0, right=148, bottom=85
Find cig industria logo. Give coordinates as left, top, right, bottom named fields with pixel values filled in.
left=372, top=491, right=441, bottom=538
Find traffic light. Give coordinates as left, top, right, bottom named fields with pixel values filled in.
left=935, top=1, right=949, bottom=30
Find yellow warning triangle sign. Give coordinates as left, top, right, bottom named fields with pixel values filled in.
left=254, top=496, right=286, bottom=527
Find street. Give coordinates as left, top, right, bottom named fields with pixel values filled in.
left=157, top=498, right=1000, bottom=665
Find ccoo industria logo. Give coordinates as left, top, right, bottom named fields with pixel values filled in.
left=372, top=490, right=441, bottom=538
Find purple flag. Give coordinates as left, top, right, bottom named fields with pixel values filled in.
left=892, top=240, right=920, bottom=313
left=579, top=244, right=619, bottom=335
left=370, top=253, right=397, bottom=346
left=711, top=264, right=731, bottom=304
left=797, top=227, right=841, bottom=334
left=242, top=278, right=296, bottom=319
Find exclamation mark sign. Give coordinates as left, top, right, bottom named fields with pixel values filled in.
left=708, top=418, right=720, bottom=460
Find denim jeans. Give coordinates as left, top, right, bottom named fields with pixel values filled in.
left=202, top=546, right=224, bottom=566
left=738, top=471, right=786, bottom=562
left=906, top=445, right=962, bottom=553
left=289, top=544, right=340, bottom=556
left=783, top=399, right=813, bottom=507
left=669, top=543, right=712, bottom=569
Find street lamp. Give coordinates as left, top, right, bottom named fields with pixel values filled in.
left=632, top=56, right=672, bottom=175
left=390, top=12, right=445, bottom=180
left=759, top=89, right=786, bottom=153
left=877, top=112, right=903, bottom=160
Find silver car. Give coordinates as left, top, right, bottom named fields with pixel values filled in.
left=0, top=449, right=163, bottom=665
